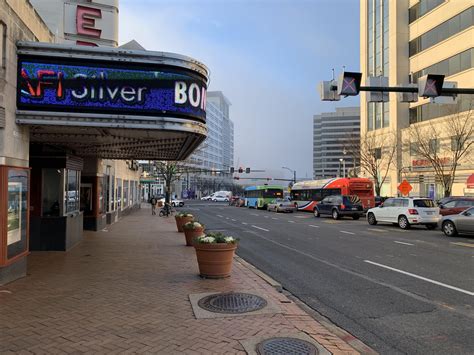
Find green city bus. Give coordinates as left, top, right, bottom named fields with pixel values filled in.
left=244, top=185, right=284, bottom=209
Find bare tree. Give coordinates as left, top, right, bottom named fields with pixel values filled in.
left=407, top=98, right=473, bottom=197
left=346, top=130, right=397, bottom=196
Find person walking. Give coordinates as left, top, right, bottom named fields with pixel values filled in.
left=150, top=196, right=157, bottom=215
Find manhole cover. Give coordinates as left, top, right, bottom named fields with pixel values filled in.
left=256, top=337, right=319, bottom=355
left=197, top=292, right=267, bottom=314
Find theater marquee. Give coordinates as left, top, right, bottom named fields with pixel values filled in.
left=15, top=42, right=210, bottom=160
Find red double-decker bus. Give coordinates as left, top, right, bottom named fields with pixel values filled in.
left=290, top=178, right=375, bottom=211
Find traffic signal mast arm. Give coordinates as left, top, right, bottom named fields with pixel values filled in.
left=331, top=84, right=474, bottom=95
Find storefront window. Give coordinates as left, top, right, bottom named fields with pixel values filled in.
left=117, top=178, right=122, bottom=210
left=123, top=180, right=129, bottom=207
left=7, top=168, right=28, bottom=260
left=98, top=177, right=105, bottom=214
left=80, top=183, right=93, bottom=214
left=42, top=169, right=62, bottom=216
left=65, top=169, right=80, bottom=213
left=111, top=175, right=115, bottom=211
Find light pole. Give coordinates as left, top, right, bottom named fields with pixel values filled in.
left=339, top=158, right=346, bottom=178
left=282, top=166, right=296, bottom=183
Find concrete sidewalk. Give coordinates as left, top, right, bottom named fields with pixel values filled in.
left=0, top=206, right=373, bottom=354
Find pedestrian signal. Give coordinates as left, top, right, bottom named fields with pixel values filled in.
left=230, top=167, right=234, bottom=173
left=245, top=168, right=250, bottom=174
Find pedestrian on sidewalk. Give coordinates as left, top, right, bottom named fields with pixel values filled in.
left=150, top=196, right=157, bottom=215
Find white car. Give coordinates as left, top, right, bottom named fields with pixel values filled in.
left=200, top=195, right=212, bottom=201
left=212, top=195, right=229, bottom=202
left=171, top=199, right=184, bottom=207
left=367, top=197, right=440, bottom=230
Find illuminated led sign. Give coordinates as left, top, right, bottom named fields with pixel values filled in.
left=17, top=59, right=207, bottom=122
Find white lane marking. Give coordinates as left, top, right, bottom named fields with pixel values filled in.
left=308, top=225, right=320, bottom=228
left=272, top=217, right=278, bottom=220
left=295, top=216, right=307, bottom=219
left=242, top=222, right=248, bottom=225
left=231, top=219, right=236, bottom=221
left=367, top=228, right=387, bottom=233
left=364, top=260, right=474, bottom=296
left=288, top=220, right=295, bottom=223
left=252, top=225, right=269, bottom=232
left=394, top=241, right=414, bottom=246
left=264, top=216, right=269, bottom=218
left=225, top=217, right=230, bottom=220
left=340, top=231, right=355, bottom=235
left=450, top=242, right=474, bottom=248
left=251, top=213, right=259, bottom=216
left=217, top=215, right=223, bottom=218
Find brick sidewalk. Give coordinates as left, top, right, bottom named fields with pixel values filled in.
left=0, top=206, right=373, bottom=354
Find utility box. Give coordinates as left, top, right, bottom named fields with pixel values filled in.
left=318, top=80, right=340, bottom=101
left=366, top=76, right=389, bottom=102
left=398, top=83, right=418, bottom=103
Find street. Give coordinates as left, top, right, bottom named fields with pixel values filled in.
left=184, top=200, right=474, bottom=354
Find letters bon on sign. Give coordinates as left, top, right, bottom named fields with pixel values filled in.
left=17, top=59, right=207, bottom=122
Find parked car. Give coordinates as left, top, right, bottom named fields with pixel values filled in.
left=440, top=207, right=474, bottom=237
left=267, top=198, right=296, bottom=213
left=375, top=196, right=390, bottom=207
left=171, top=199, right=184, bottom=207
left=367, top=197, right=439, bottom=229
left=212, top=195, right=229, bottom=202
left=439, top=197, right=474, bottom=216
left=314, top=195, right=364, bottom=220
left=437, top=196, right=465, bottom=206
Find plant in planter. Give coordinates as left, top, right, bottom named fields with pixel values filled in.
left=183, top=221, right=205, bottom=246
left=175, top=212, right=194, bottom=232
left=193, top=232, right=239, bottom=279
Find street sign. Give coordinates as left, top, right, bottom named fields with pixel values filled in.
left=337, top=71, right=362, bottom=96
left=418, top=74, right=445, bottom=97
left=398, top=180, right=413, bottom=196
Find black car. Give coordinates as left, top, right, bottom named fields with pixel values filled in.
left=314, top=195, right=364, bottom=220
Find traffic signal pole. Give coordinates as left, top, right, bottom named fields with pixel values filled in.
left=331, top=84, right=474, bottom=95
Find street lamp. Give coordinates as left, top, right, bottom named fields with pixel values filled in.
left=339, top=158, right=346, bottom=178
left=282, top=166, right=296, bottom=183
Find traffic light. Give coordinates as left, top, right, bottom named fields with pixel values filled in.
left=238, top=167, right=243, bottom=173
left=418, top=74, right=445, bottom=98
left=230, top=167, right=234, bottom=173
left=245, top=167, right=250, bottom=174
left=337, top=71, right=362, bottom=96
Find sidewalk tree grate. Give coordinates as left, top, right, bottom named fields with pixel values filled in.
left=197, top=292, right=267, bottom=314
left=256, top=337, right=319, bottom=355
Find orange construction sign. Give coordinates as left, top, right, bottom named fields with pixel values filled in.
left=398, top=180, right=412, bottom=196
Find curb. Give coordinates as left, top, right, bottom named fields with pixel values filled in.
left=235, top=255, right=377, bottom=355
left=234, top=256, right=283, bottom=292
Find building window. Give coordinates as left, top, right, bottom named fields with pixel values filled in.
left=451, top=136, right=463, bottom=151
left=0, top=22, right=6, bottom=70
left=409, top=0, right=445, bottom=24
left=373, top=148, right=382, bottom=160
left=6, top=168, right=29, bottom=261
left=65, top=170, right=80, bottom=213
left=409, top=7, right=473, bottom=56
left=412, top=48, right=473, bottom=83
left=409, top=95, right=471, bottom=123
left=410, top=143, right=419, bottom=156
left=367, top=0, right=389, bottom=131
left=429, top=139, right=439, bottom=154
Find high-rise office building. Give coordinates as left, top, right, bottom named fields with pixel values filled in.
left=313, top=107, right=360, bottom=179
left=360, top=0, right=473, bottom=198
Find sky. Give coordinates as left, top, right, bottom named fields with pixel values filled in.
left=119, top=0, right=360, bottom=181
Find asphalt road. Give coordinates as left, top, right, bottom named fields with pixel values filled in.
left=184, top=200, right=474, bottom=354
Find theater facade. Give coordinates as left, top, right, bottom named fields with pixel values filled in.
left=0, top=1, right=209, bottom=285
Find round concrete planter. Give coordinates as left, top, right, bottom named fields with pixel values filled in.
left=193, top=243, right=238, bottom=278
left=175, top=216, right=194, bottom=232
left=183, top=227, right=204, bottom=246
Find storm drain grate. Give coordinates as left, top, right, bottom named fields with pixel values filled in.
left=197, top=292, right=267, bottom=314
left=256, top=337, right=319, bottom=355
